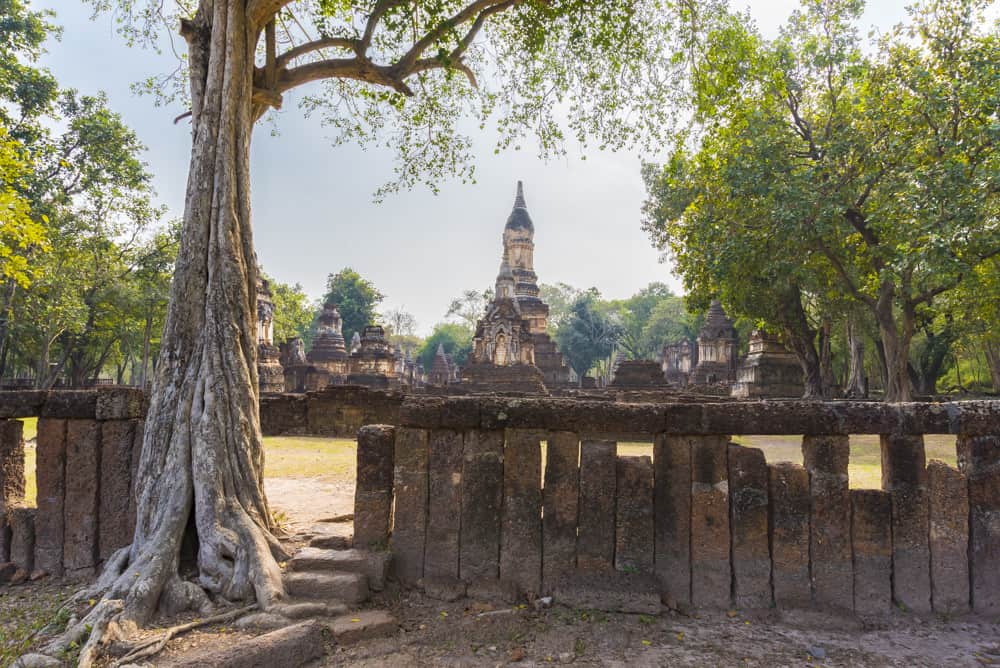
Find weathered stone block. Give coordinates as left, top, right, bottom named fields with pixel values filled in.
left=769, top=462, right=811, bottom=608
left=577, top=439, right=616, bottom=573
left=353, top=425, right=395, bottom=550
left=880, top=433, right=931, bottom=613
left=0, top=390, right=47, bottom=419
left=690, top=436, right=731, bottom=609
left=654, top=434, right=691, bottom=608
left=957, top=434, right=1000, bottom=615
left=0, top=514, right=8, bottom=562
left=728, top=444, right=771, bottom=609
left=440, top=398, right=480, bottom=430
left=390, top=427, right=429, bottom=585
left=7, top=505, right=35, bottom=572
left=927, top=460, right=969, bottom=615
left=0, top=420, right=25, bottom=512
left=399, top=397, right=444, bottom=429
left=552, top=571, right=661, bottom=615
left=94, top=387, right=146, bottom=420
left=542, top=431, right=578, bottom=592
left=64, top=419, right=100, bottom=576
left=259, top=393, right=307, bottom=436
left=499, top=430, right=542, bottom=597
left=99, top=419, right=137, bottom=561
left=802, top=434, right=852, bottom=611
left=851, top=490, right=892, bottom=615
left=459, top=430, right=503, bottom=584
left=40, top=391, right=97, bottom=419
left=34, top=418, right=66, bottom=576
left=615, top=455, right=654, bottom=574
left=424, top=430, right=463, bottom=579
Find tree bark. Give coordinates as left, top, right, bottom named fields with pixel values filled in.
left=818, top=318, right=836, bottom=397
left=872, top=281, right=914, bottom=403
left=90, top=1, right=286, bottom=629
left=985, top=343, right=1000, bottom=394
left=845, top=316, right=866, bottom=398
left=775, top=286, right=825, bottom=399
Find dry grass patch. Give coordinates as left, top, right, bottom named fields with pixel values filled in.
left=262, top=435, right=357, bottom=482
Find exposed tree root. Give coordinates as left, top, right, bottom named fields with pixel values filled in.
left=113, top=603, right=258, bottom=666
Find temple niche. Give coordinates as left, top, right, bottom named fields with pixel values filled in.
left=256, top=276, right=285, bottom=393
left=731, top=330, right=805, bottom=398
left=688, top=300, right=739, bottom=386
left=461, top=182, right=562, bottom=394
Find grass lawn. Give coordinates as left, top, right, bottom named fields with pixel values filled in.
left=15, top=431, right=962, bottom=509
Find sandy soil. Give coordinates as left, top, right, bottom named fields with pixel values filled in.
left=264, top=477, right=354, bottom=532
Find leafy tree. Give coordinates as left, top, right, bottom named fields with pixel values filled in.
left=539, top=282, right=595, bottom=333
left=641, top=295, right=699, bottom=353
left=321, top=268, right=384, bottom=343
left=555, top=294, right=622, bottom=384
left=445, top=289, right=491, bottom=330
left=65, top=0, right=720, bottom=645
left=417, top=322, right=473, bottom=371
left=0, top=128, right=47, bottom=288
left=264, top=274, right=315, bottom=346
left=605, top=282, right=681, bottom=359
left=643, top=0, right=1000, bottom=402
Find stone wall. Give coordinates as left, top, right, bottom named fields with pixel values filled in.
left=260, top=386, right=403, bottom=437
left=354, top=396, right=1000, bottom=615
left=0, top=388, right=145, bottom=580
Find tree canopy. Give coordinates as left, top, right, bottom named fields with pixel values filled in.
left=321, top=267, right=384, bottom=343
left=642, top=0, right=1000, bottom=401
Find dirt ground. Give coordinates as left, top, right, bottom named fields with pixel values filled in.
left=330, top=592, right=1000, bottom=667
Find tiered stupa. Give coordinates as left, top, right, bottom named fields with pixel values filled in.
left=689, top=300, right=739, bottom=385
left=731, top=330, right=804, bottom=398
left=307, top=301, right=350, bottom=382
left=462, top=182, right=563, bottom=394
left=428, top=344, right=453, bottom=386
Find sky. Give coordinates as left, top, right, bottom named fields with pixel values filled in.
left=34, top=0, right=913, bottom=336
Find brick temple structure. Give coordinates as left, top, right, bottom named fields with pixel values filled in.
left=688, top=300, right=739, bottom=386
left=256, top=276, right=285, bottom=393
left=731, top=331, right=804, bottom=398
left=462, top=182, right=565, bottom=394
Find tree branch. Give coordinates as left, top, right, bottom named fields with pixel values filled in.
left=275, top=36, right=357, bottom=69
left=278, top=59, right=414, bottom=96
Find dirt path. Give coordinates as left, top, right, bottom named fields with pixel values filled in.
left=264, top=477, right=354, bottom=533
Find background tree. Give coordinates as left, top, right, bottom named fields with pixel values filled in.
left=555, top=293, right=622, bottom=385
left=445, top=289, right=491, bottom=330
left=417, top=322, right=473, bottom=371
left=321, top=267, right=384, bottom=343
left=643, top=0, right=1000, bottom=401
left=263, top=274, right=315, bottom=346
left=64, top=0, right=717, bottom=654
left=538, top=282, right=591, bottom=334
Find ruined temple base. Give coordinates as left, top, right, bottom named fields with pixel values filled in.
left=459, top=362, right=549, bottom=395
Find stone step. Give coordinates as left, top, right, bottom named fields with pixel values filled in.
left=283, top=571, right=369, bottom=604
left=268, top=600, right=348, bottom=620
left=328, top=610, right=398, bottom=645
left=288, top=547, right=391, bottom=591
left=307, top=522, right=353, bottom=550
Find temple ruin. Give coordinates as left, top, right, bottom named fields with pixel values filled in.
left=462, top=182, right=567, bottom=394
left=256, top=276, right=285, bottom=393
left=731, top=330, right=805, bottom=398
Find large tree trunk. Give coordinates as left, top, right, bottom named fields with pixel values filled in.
left=818, top=318, right=836, bottom=397
left=986, top=342, right=1000, bottom=393
left=872, top=281, right=914, bottom=403
left=845, top=316, right=866, bottom=398
left=775, top=286, right=825, bottom=399
left=91, top=1, right=285, bottom=631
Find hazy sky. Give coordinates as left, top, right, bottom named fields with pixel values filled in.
left=35, top=1, right=912, bottom=335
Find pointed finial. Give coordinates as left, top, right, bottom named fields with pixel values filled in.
left=514, top=180, right=526, bottom=209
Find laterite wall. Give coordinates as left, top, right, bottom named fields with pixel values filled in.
left=353, top=396, right=1000, bottom=615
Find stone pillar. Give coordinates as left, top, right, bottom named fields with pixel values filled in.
left=0, top=420, right=25, bottom=510
left=354, top=425, right=396, bottom=550
left=577, top=440, right=616, bottom=573
left=460, top=430, right=504, bottom=584
left=64, top=420, right=100, bottom=578
left=424, top=430, right=464, bottom=580
left=499, top=430, right=542, bottom=597
left=927, top=460, right=969, bottom=615
left=880, top=433, right=931, bottom=613
left=768, top=462, right=810, bottom=608
left=35, top=418, right=66, bottom=576
left=851, top=489, right=892, bottom=615
left=99, top=419, right=138, bottom=561
left=8, top=505, right=35, bottom=573
left=728, top=444, right=771, bottom=609
left=654, top=434, right=691, bottom=609
left=690, top=436, right=731, bottom=609
left=615, top=456, right=654, bottom=574
left=391, top=427, right=429, bottom=585
left=542, top=432, right=579, bottom=591
left=957, top=434, right=1000, bottom=615
left=802, top=434, right=852, bottom=611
